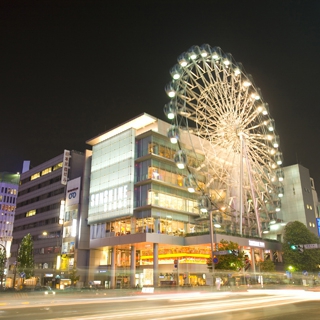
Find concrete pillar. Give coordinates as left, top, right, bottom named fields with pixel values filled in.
left=153, top=243, right=159, bottom=287
left=130, top=245, right=136, bottom=288
left=110, top=247, right=116, bottom=289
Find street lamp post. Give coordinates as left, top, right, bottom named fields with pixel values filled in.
left=198, top=195, right=221, bottom=281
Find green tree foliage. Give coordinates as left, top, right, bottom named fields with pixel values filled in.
left=258, top=259, right=275, bottom=272
left=0, top=246, right=6, bottom=289
left=69, top=266, right=80, bottom=286
left=17, top=233, right=35, bottom=279
left=283, top=221, right=320, bottom=272
left=207, top=239, right=244, bottom=271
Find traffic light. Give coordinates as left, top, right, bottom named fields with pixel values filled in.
left=297, top=245, right=304, bottom=253
left=228, top=249, right=239, bottom=256
left=231, top=250, right=239, bottom=256
left=174, top=259, right=179, bottom=268
left=290, top=244, right=304, bottom=253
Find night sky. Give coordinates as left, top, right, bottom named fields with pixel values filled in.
left=1, top=1, right=320, bottom=187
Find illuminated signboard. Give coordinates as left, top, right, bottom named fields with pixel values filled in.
left=66, top=177, right=81, bottom=206
left=90, top=185, right=128, bottom=211
left=248, top=240, right=265, bottom=248
left=317, top=218, right=320, bottom=237
left=61, top=150, right=71, bottom=185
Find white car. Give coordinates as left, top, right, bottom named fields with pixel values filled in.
left=37, top=286, right=56, bottom=295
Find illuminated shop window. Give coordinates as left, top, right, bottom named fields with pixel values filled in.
left=148, top=190, right=198, bottom=213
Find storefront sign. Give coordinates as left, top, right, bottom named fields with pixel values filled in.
left=248, top=240, right=265, bottom=248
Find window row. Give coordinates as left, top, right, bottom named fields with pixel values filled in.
left=19, top=176, right=62, bottom=196
left=0, top=187, right=17, bottom=195
left=17, top=187, right=65, bottom=208
left=15, top=202, right=60, bottom=220
left=20, top=162, right=63, bottom=185
left=13, top=217, right=59, bottom=232
left=0, top=195, right=16, bottom=204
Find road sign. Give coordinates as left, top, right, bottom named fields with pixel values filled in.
left=304, top=243, right=319, bottom=249
left=213, top=257, right=219, bottom=264
left=212, top=250, right=230, bottom=255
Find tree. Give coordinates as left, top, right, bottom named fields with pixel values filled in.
left=69, top=266, right=80, bottom=286
left=283, top=221, right=320, bottom=272
left=17, top=234, right=34, bottom=280
left=209, top=239, right=244, bottom=271
left=0, top=246, right=6, bottom=290
left=257, top=259, right=275, bottom=272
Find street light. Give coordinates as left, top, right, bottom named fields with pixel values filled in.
left=198, top=194, right=219, bottom=274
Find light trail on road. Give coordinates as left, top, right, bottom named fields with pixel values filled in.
left=39, top=290, right=320, bottom=320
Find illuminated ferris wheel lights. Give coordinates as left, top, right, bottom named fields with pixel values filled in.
left=200, top=44, right=211, bottom=57
left=184, top=174, right=197, bottom=193
left=251, top=92, right=260, bottom=100
left=266, top=134, right=273, bottom=141
left=167, top=126, right=180, bottom=144
left=198, top=195, right=212, bottom=213
left=276, top=169, right=284, bottom=181
left=211, top=48, right=221, bottom=60
left=223, top=58, right=230, bottom=66
left=243, top=80, right=251, bottom=87
left=267, top=119, right=275, bottom=131
left=234, top=68, right=241, bottom=76
left=164, top=44, right=284, bottom=237
left=177, top=53, right=189, bottom=67
left=187, top=45, right=200, bottom=60
left=165, top=82, right=177, bottom=98
left=257, top=104, right=268, bottom=115
left=170, top=64, right=183, bottom=80
left=164, top=101, right=177, bottom=120
left=275, top=152, right=283, bottom=165
left=278, top=187, right=284, bottom=198
left=272, top=136, right=280, bottom=148
left=174, top=150, right=187, bottom=169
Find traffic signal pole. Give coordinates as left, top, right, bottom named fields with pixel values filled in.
left=209, top=210, right=215, bottom=274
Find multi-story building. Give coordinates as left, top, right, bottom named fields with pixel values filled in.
left=85, top=113, right=282, bottom=288
left=8, top=150, right=87, bottom=288
left=0, top=172, right=20, bottom=286
left=264, top=164, right=320, bottom=241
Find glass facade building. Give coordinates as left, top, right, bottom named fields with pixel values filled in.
left=86, top=114, right=283, bottom=288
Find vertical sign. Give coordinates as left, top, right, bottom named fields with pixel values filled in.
left=61, top=150, right=71, bottom=185
left=316, top=218, right=320, bottom=237
left=66, top=177, right=81, bottom=206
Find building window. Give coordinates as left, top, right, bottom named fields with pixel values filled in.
left=41, top=167, right=52, bottom=176
left=31, top=172, right=41, bottom=180
left=26, top=210, right=36, bottom=217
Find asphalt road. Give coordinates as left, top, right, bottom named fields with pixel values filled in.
left=0, top=289, right=319, bottom=319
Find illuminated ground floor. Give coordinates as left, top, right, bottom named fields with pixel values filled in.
left=88, top=232, right=283, bottom=288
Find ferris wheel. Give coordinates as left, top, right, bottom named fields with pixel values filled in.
left=164, top=44, right=284, bottom=237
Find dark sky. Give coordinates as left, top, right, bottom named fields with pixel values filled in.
left=1, top=0, right=320, bottom=187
